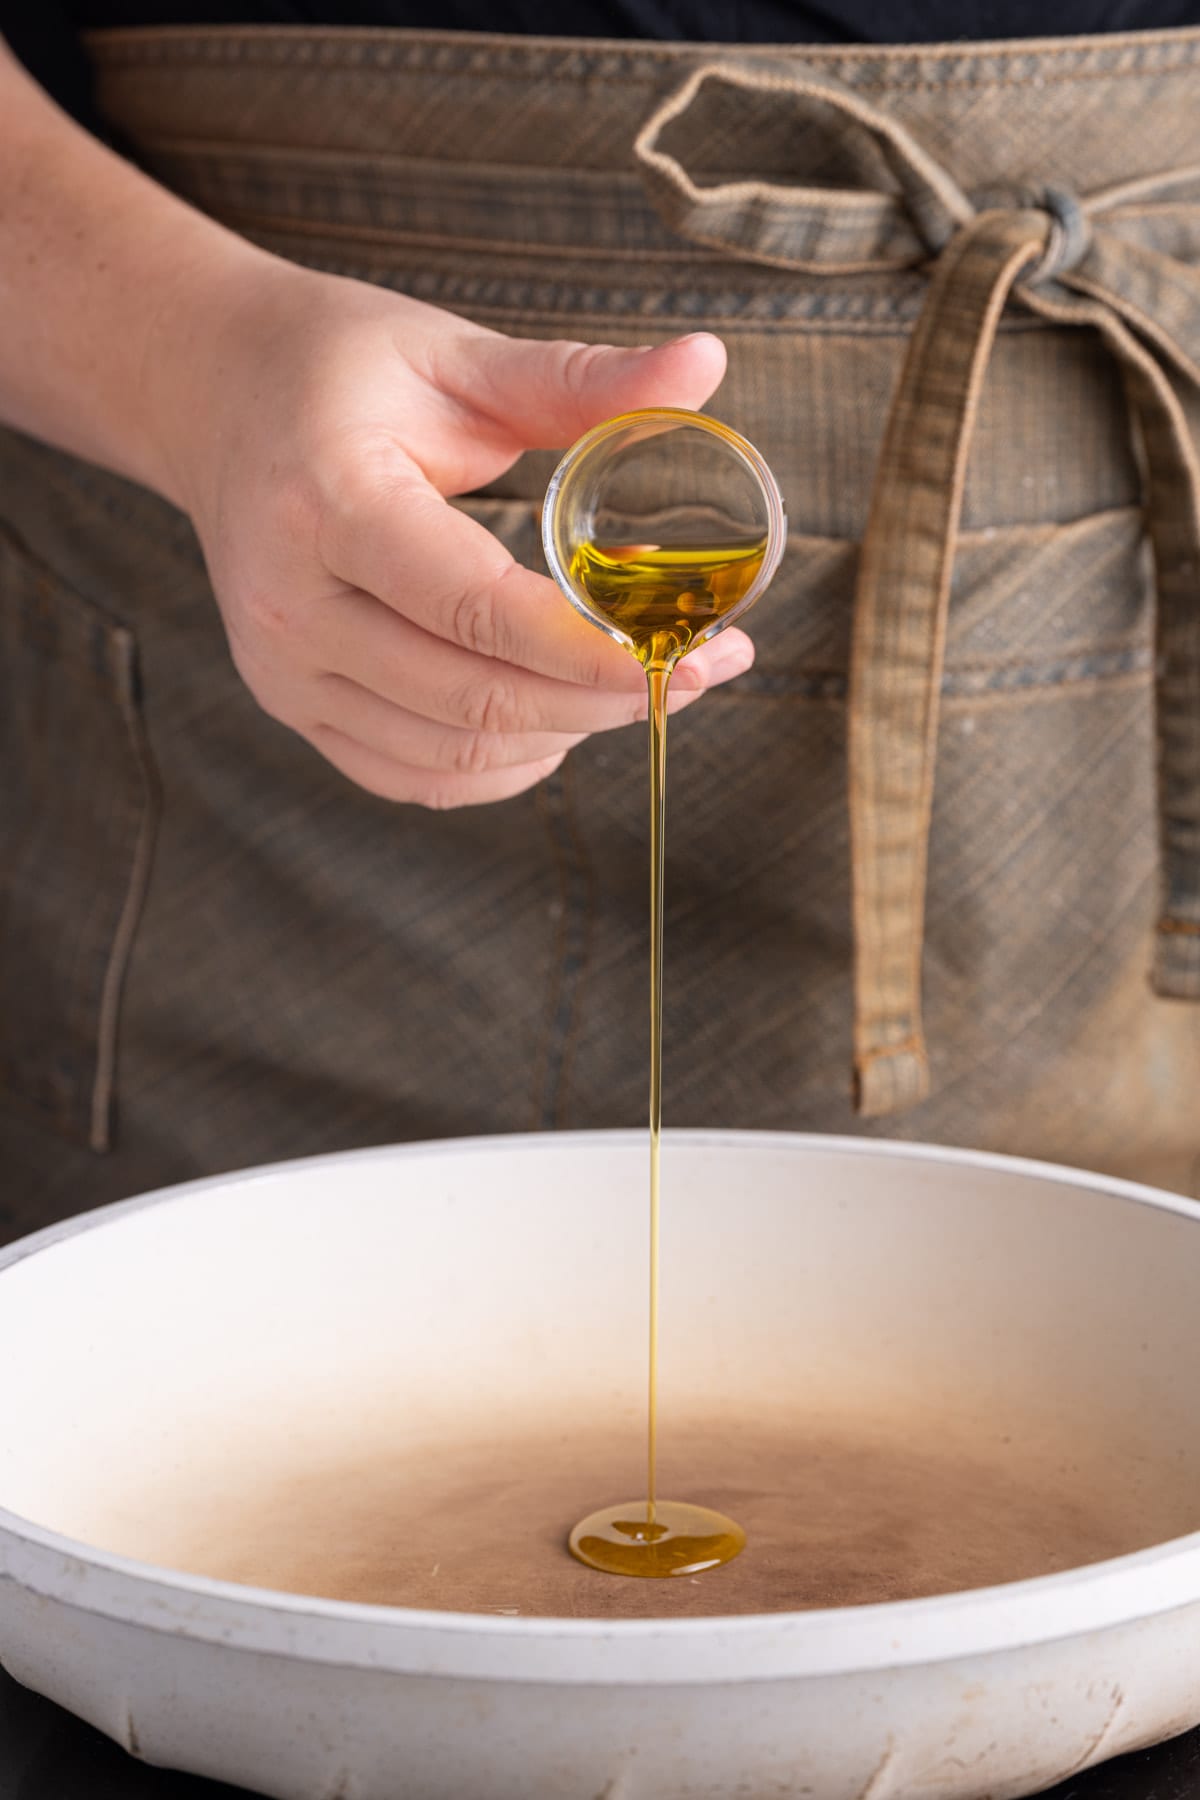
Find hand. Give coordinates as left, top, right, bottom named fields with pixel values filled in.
left=0, top=41, right=755, bottom=803
left=163, top=265, right=755, bottom=807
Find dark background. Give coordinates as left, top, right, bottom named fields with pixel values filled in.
left=3, top=1666, right=1200, bottom=1800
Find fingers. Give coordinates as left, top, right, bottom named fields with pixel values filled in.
left=302, top=634, right=750, bottom=806
left=232, top=585, right=754, bottom=808
left=314, top=673, right=586, bottom=773
left=450, top=330, right=729, bottom=452
left=324, top=479, right=643, bottom=691
left=194, top=285, right=748, bottom=812
left=667, top=628, right=757, bottom=695
left=321, top=474, right=755, bottom=700
left=305, top=585, right=754, bottom=738
left=312, top=722, right=567, bottom=810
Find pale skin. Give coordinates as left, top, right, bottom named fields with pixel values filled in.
left=0, top=38, right=754, bottom=809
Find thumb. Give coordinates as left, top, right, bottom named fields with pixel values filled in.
left=462, top=331, right=728, bottom=449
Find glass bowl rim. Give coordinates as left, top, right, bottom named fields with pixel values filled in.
left=540, top=406, right=788, bottom=650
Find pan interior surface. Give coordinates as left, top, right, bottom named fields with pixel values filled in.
left=1, top=1134, right=1199, bottom=1624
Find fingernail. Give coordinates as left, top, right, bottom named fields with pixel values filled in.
left=708, top=634, right=755, bottom=679
left=669, top=658, right=704, bottom=690
left=638, top=331, right=716, bottom=354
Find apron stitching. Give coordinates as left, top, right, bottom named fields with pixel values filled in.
left=90, top=61, right=1200, bottom=96
left=528, top=776, right=568, bottom=1131
left=940, top=670, right=1152, bottom=711
left=193, top=210, right=735, bottom=268
left=87, top=28, right=1200, bottom=84
left=90, top=638, right=161, bottom=1153
left=548, top=758, right=596, bottom=1130
left=731, top=649, right=1152, bottom=703
left=529, top=763, right=594, bottom=1131
left=253, top=264, right=937, bottom=329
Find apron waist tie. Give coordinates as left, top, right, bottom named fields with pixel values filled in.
left=635, top=63, right=1200, bottom=1115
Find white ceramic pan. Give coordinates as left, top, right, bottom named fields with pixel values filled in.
left=2, top=1130, right=1200, bottom=1800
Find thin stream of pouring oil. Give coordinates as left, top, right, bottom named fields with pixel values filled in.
left=646, top=658, right=671, bottom=1528
left=563, top=536, right=766, bottom=1575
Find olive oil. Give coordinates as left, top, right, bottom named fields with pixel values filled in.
left=153, top=1407, right=1194, bottom=1615
left=566, top=538, right=764, bottom=1579
left=567, top=538, right=768, bottom=667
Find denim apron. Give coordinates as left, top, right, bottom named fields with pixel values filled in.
left=2, top=25, right=1199, bottom=1234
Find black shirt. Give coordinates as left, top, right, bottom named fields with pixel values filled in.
left=5, top=1, right=1200, bottom=130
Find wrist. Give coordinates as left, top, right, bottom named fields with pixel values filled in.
left=137, top=230, right=297, bottom=515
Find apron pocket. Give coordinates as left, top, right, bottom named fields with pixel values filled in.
left=0, top=525, right=157, bottom=1151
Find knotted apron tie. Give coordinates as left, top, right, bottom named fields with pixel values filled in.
left=635, top=63, right=1200, bottom=1115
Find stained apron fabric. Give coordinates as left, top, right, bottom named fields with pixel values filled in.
left=3, top=24, right=1200, bottom=1239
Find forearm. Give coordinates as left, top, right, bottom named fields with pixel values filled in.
left=0, top=37, right=276, bottom=507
